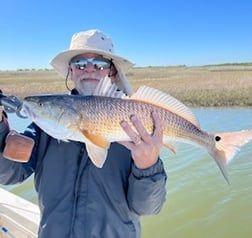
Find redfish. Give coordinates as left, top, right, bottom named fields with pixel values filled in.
left=22, top=86, right=252, bottom=182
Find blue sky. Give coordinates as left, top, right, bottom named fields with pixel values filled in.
left=0, top=0, right=251, bottom=70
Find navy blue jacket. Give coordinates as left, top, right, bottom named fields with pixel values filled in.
left=0, top=120, right=167, bottom=238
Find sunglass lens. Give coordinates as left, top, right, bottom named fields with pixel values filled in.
left=92, top=59, right=111, bottom=70
left=71, top=58, right=111, bottom=70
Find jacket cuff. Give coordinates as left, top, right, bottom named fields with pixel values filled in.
left=132, top=159, right=165, bottom=178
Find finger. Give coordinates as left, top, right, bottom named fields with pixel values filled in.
left=120, top=120, right=140, bottom=144
left=152, top=112, right=164, bottom=141
left=130, top=115, right=152, bottom=143
left=117, top=140, right=135, bottom=151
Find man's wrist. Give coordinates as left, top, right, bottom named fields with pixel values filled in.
left=132, top=159, right=164, bottom=178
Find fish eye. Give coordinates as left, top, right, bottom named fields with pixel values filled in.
left=39, top=102, right=43, bottom=107
left=215, top=136, right=221, bottom=142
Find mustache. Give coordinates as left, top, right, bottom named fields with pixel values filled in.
left=76, top=74, right=106, bottom=82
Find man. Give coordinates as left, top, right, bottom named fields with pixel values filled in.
left=0, top=29, right=167, bottom=238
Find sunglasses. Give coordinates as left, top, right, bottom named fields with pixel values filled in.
left=70, top=57, right=112, bottom=71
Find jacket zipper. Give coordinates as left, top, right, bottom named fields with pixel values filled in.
left=70, top=144, right=87, bottom=238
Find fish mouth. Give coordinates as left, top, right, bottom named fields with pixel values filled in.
left=21, top=103, right=36, bottom=120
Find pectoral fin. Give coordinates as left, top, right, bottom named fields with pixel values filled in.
left=82, top=131, right=110, bottom=168
left=83, top=131, right=110, bottom=149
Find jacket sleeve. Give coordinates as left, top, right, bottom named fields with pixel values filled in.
left=0, top=121, right=37, bottom=185
left=127, top=158, right=167, bottom=216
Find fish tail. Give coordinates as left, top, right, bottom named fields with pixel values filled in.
left=209, top=130, right=252, bottom=183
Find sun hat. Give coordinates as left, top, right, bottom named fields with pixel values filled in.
left=50, top=29, right=134, bottom=95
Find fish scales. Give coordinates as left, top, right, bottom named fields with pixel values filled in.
left=71, top=96, right=212, bottom=148
left=22, top=86, right=252, bottom=182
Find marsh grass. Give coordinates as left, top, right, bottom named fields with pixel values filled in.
left=127, top=65, right=252, bottom=107
left=1, top=65, right=252, bottom=107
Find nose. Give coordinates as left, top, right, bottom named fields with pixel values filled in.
left=84, top=62, right=96, bottom=72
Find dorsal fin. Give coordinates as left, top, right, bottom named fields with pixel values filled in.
left=129, top=86, right=200, bottom=127
left=93, top=76, right=126, bottom=98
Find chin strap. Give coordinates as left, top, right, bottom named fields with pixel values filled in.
left=65, top=67, right=72, bottom=92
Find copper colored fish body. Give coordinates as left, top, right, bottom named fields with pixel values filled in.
left=23, top=86, right=252, bottom=182
left=76, top=96, right=209, bottom=146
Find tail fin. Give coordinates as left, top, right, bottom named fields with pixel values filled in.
left=209, top=130, right=252, bottom=183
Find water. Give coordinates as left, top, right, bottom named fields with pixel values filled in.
left=141, top=108, right=252, bottom=238
left=1, top=108, right=252, bottom=238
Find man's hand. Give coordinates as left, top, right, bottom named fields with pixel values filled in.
left=119, top=112, right=164, bottom=169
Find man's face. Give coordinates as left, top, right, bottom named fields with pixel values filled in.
left=70, top=53, right=116, bottom=95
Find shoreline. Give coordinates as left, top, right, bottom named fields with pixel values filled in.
left=0, top=65, right=252, bottom=107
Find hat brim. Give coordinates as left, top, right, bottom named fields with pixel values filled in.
left=50, top=48, right=134, bottom=77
